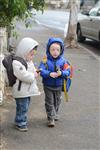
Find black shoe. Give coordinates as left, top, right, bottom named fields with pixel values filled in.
left=15, top=125, right=28, bottom=132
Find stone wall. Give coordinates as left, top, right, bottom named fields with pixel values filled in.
left=0, top=28, right=7, bottom=105
left=0, top=28, right=7, bottom=54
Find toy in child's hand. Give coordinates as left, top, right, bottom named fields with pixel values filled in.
left=36, top=68, right=42, bottom=73
left=57, top=70, right=62, bottom=76
left=56, top=66, right=62, bottom=76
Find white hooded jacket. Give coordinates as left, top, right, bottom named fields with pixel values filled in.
left=12, top=37, right=40, bottom=98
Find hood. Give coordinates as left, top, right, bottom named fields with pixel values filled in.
left=16, top=37, right=39, bottom=58
left=46, top=37, right=64, bottom=59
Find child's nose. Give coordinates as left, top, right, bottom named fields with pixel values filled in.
left=34, top=50, right=37, bottom=54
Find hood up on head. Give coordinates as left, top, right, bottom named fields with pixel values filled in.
left=46, top=37, right=64, bottom=59
left=16, top=37, right=39, bottom=58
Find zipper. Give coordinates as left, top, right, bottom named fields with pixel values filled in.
left=54, top=60, right=57, bottom=86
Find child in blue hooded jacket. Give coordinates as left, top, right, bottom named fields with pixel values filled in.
left=39, top=37, right=71, bottom=127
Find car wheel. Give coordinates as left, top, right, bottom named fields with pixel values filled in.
left=77, top=26, right=86, bottom=42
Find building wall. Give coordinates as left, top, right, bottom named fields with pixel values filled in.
left=45, top=0, right=97, bottom=9
left=81, top=0, right=96, bottom=10
left=45, top=0, right=69, bottom=8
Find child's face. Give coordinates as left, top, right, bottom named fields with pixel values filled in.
left=25, top=49, right=36, bottom=61
left=49, top=43, right=61, bottom=58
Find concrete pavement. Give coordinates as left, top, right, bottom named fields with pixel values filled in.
left=0, top=22, right=100, bottom=150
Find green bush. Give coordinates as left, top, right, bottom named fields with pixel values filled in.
left=0, top=0, right=45, bottom=27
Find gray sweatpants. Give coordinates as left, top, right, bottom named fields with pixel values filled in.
left=44, top=86, right=62, bottom=120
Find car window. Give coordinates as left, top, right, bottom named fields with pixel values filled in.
left=97, top=9, right=100, bottom=16
left=89, top=8, right=98, bottom=16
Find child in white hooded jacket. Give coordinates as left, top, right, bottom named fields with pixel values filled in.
left=12, top=37, right=40, bottom=132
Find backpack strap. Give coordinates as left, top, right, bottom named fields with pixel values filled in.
left=64, top=79, right=68, bottom=102
left=18, top=81, right=22, bottom=91
left=42, top=56, right=48, bottom=69
left=13, top=56, right=28, bottom=91
left=13, top=56, right=28, bottom=70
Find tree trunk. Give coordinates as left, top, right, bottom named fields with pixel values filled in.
left=64, top=0, right=80, bottom=48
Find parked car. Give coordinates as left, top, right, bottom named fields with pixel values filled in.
left=77, top=1, right=100, bottom=43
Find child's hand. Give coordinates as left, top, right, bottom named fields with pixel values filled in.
left=34, top=71, right=39, bottom=78
left=50, top=72, right=58, bottom=78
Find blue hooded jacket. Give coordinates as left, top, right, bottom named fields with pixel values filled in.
left=39, top=37, right=71, bottom=87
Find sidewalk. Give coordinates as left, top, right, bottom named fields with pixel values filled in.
left=0, top=23, right=99, bottom=150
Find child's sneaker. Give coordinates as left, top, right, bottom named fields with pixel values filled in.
left=48, top=119, right=55, bottom=127
left=15, top=125, right=28, bottom=132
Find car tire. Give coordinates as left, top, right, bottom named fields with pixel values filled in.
left=77, top=26, right=86, bottom=42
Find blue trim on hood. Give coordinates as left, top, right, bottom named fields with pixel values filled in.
left=46, top=37, right=64, bottom=60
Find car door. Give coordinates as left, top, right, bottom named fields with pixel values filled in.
left=80, top=12, right=93, bottom=37
left=82, top=7, right=99, bottom=39
left=89, top=8, right=100, bottom=41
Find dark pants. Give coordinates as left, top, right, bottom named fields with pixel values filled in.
left=44, top=86, right=62, bottom=120
left=15, top=97, right=30, bottom=127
